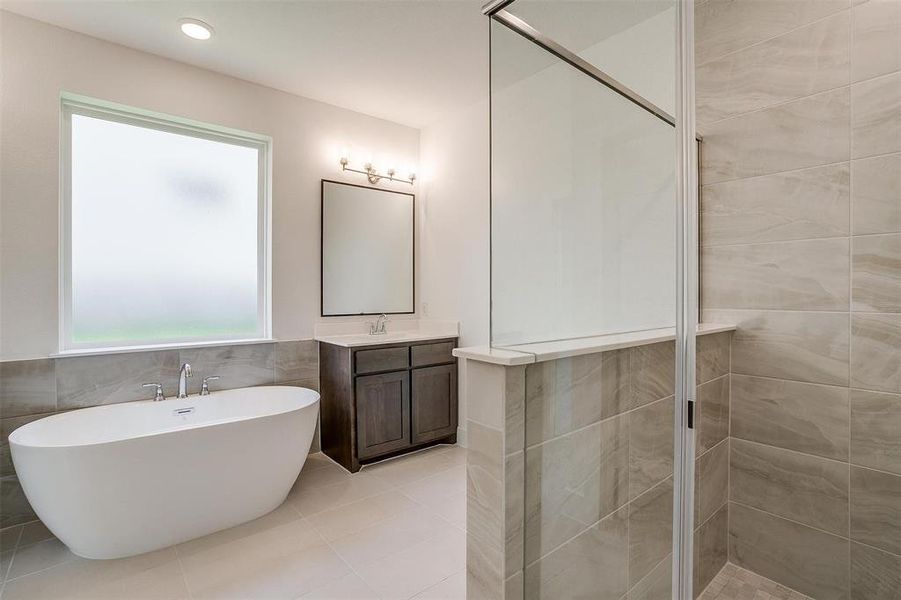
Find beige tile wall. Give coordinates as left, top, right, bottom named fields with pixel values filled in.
left=0, top=340, right=319, bottom=531
left=513, top=334, right=731, bottom=599
left=697, top=0, right=901, bottom=597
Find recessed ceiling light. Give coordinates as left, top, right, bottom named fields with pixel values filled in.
left=180, top=18, right=213, bottom=41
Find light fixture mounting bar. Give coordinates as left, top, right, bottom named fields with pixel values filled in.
left=339, top=158, right=415, bottom=185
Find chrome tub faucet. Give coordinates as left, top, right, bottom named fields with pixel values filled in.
left=178, top=363, right=193, bottom=398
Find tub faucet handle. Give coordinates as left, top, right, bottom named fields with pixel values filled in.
left=142, top=382, right=165, bottom=402
left=200, top=376, right=220, bottom=396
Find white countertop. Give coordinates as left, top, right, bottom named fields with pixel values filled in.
left=315, top=331, right=459, bottom=348
left=314, top=319, right=459, bottom=348
left=452, top=323, right=736, bottom=366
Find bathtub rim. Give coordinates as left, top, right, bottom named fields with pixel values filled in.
left=8, top=385, right=319, bottom=450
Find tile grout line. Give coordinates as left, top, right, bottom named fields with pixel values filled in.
left=730, top=371, right=901, bottom=399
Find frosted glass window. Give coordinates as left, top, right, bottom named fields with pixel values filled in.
left=62, top=100, right=269, bottom=350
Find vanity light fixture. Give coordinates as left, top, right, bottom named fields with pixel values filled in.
left=339, top=156, right=416, bottom=186
left=180, top=18, right=214, bottom=40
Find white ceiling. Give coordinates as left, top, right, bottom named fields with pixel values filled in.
left=1, top=1, right=672, bottom=128
left=0, top=0, right=489, bottom=128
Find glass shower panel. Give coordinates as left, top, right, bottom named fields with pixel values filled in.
left=490, top=20, right=676, bottom=347
left=490, top=3, right=688, bottom=597
left=504, top=0, right=676, bottom=115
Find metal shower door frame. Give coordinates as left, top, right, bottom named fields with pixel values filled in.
left=483, top=1, right=699, bottom=598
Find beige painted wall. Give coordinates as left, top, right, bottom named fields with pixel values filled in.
left=0, top=11, right=420, bottom=360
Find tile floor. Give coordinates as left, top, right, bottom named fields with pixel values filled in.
left=698, top=563, right=812, bottom=600
left=0, top=444, right=466, bottom=600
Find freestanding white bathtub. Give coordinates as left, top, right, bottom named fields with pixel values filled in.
left=9, top=385, right=319, bottom=559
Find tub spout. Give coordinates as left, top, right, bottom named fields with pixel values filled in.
left=178, top=363, right=193, bottom=398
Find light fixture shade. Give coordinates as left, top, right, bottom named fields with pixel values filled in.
left=180, top=18, right=214, bottom=40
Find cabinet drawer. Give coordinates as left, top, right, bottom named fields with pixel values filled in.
left=355, top=346, right=409, bottom=374
left=411, top=342, right=455, bottom=367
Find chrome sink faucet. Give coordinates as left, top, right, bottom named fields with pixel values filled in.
left=177, top=363, right=193, bottom=398
left=369, top=313, right=389, bottom=336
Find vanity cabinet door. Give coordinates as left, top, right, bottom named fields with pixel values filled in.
left=355, top=371, right=411, bottom=459
left=411, top=364, right=458, bottom=445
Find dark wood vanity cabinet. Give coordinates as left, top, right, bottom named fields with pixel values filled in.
left=319, top=338, right=458, bottom=472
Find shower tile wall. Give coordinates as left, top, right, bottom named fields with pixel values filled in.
left=0, top=340, right=319, bottom=530
left=519, top=333, right=731, bottom=599
left=697, top=0, right=901, bottom=597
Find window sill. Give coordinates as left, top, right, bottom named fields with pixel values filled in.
left=51, top=338, right=277, bottom=359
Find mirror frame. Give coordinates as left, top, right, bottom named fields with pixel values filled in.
left=320, top=179, right=415, bottom=317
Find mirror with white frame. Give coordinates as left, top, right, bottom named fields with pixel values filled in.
left=320, top=179, right=414, bottom=316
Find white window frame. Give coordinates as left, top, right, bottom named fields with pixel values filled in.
left=59, top=93, right=272, bottom=353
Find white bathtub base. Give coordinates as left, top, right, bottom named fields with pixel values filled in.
left=10, top=386, right=319, bottom=559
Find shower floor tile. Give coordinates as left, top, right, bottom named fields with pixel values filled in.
left=699, top=563, right=813, bottom=600
left=0, top=444, right=466, bottom=600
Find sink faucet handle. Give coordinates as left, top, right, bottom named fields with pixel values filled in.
left=142, top=382, right=165, bottom=401
left=200, top=375, right=220, bottom=396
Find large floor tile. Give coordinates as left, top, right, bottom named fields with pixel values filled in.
left=288, top=472, right=393, bottom=517
left=400, top=464, right=465, bottom=507
left=329, top=506, right=457, bottom=571
left=729, top=502, right=849, bottom=600
left=176, top=507, right=347, bottom=600
left=363, top=447, right=458, bottom=487
left=1, top=548, right=13, bottom=583
left=730, top=439, right=849, bottom=535
left=411, top=570, right=465, bottom=600
left=298, top=572, right=380, bottom=600
left=306, top=490, right=419, bottom=542
left=730, top=374, right=849, bottom=460
left=356, top=526, right=465, bottom=600
left=2, top=547, right=186, bottom=600
left=6, top=537, right=74, bottom=580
